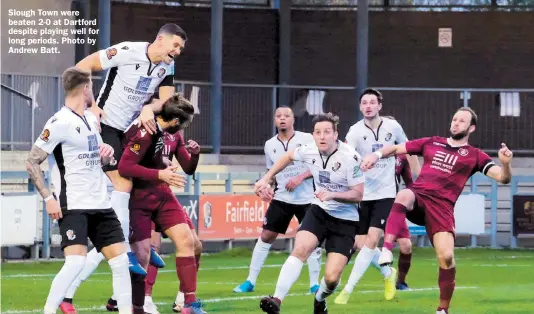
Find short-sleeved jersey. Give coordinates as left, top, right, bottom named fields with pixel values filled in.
left=120, top=121, right=166, bottom=189
left=35, top=107, right=109, bottom=210
left=264, top=131, right=315, bottom=205
left=406, top=136, right=495, bottom=206
left=345, top=117, right=407, bottom=201
left=395, top=154, right=413, bottom=190
left=97, top=41, right=175, bottom=131
left=293, top=141, right=365, bottom=221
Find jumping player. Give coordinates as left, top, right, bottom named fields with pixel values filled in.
left=76, top=23, right=188, bottom=275
left=256, top=113, right=365, bottom=314
left=361, top=107, right=513, bottom=314
left=233, top=107, right=322, bottom=295
left=118, top=94, right=206, bottom=314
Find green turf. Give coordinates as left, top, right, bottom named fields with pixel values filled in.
left=2, top=248, right=534, bottom=313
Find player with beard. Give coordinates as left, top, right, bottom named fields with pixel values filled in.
left=233, top=107, right=322, bottom=295
left=143, top=131, right=202, bottom=314
left=118, top=94, right=206, bottom=314
left=361, top=107, right=513, bottom=314
left=75, top=23, right=188, bottom=278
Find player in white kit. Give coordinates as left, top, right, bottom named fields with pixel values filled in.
left=256, top=113, right=365, bottom=314
left=335, top=88, right=420, bottom=304
left=26, top=67, right=132, bottom=314
left=61, top=23, right=187, bottom=311
left=233, top=107, right=322, bottom=294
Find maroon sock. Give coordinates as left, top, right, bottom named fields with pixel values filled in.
left=438, top=267, right=456, bottom=310
left=397, top=252, right=412, bottom=283
left=145, top=264, right=159, bottom=296
left=176, top=256, right=198, bottom=305
left=131, top=274, right=146, bottom=309
left=195, top=254, right=201, bottom=272
left=384, top=203, right=408, bottom=250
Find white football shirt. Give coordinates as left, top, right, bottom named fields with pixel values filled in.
left=345, top=117, right=408, bottom=201
left=97, top=41, right=175, bottom=131
left=293, top=141, right=365, bottom=221
left=34, top=107, right=110, bottom=210
left=264, top=131, right=315, bottom=205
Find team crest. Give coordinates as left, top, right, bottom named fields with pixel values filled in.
left=66, top=229, right=76, bottom=241
left=458, top=148, right=469, bottom=156
left=40, top=129, right=50, bottom=142
left=385, top=132, right=392, bottom=141
left=363, top=135, right=367, bottom=141
left=130, top=143, right=141, bottom=154
left=332, top=162, right=341, bottom=172
left=106, top=48, right=117, bottom=60
left=157, top=68, right=166, bottom=78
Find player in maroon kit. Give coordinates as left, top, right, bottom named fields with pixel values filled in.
left=118, top=94, right=206, bottom=314
left=361, top=107, right=513, bottom=314
left=144, top=130, right=203, bottom=314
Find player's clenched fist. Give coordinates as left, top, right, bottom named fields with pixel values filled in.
left=498, top=143, right=513, bottom=164
left=158, top=166, right=186, bottom=188
left=360, top=153, right=379, bottom=171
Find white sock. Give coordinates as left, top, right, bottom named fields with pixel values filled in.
left=315, top=277, right=336, bottom=302
left=64, top=248, right=105, bottom=299
left=108, top=252, right=132, bottom=314
left=175, top=291, right=185, bottom=305
left=343, top=246, right=375, bottom=293
left=371, top=247, right=391, bottom=278
left=273, top=256, right=304, bottom=301
left=246, top=238, right=272, bottom=285
left=111, top=191, right=131, bottom=252
left=307, top=248, right=322, bottom=287
left=44, top=255, right=86, bottom=313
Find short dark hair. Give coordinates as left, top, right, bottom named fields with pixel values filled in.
left=159, top=93, right=195, bottom=128
left=158, top=23, right=187, bottom=41
left=62, top=67, right=90, bottom=95
left=312, top=112, right=340, bottom=132
left=359, top=88, right=383, bottom=103
left=456, top=107, right=478, bottom=126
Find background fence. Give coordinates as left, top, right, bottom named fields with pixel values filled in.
left=2, top=73, right=534, bottom=155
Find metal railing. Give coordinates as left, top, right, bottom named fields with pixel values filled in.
left=2, top=73, right=533, bottom=154
left=2, top=170, right=534, bottom=260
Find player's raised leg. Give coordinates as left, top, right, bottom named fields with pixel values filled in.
left=378, top=189, right=417, bottom=266
left=260, top=229, right=320, bottom=314
left=433, top=232, right=456, bottom=314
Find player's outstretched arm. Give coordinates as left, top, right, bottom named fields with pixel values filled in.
left=406, top=154, right=421, bottom=177
left=485, top=143, right=513, bottom=184
left=26, top=145, right=52, bottom=200
left=361, top=143, right=408, bottom=171
left=254, top=151, right=294, bottom=194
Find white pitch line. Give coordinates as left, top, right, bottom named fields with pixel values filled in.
left=1, top=286, right=478, bottom=313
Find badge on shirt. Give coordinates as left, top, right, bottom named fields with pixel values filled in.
left=106, top=48, right=117, bottom=60
left=40, top=129, right=50, bottom=142
left=130, top=143, right=141, bottom=154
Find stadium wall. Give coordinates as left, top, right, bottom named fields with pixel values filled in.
left=93, top=4, right=534, bottom=88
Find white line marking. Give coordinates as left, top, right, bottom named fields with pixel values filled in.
left=1, top=286, right=478, bottom=313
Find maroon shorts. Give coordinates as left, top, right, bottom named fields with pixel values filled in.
left=400, top=188, right=456, bottom=243
left=129, top=186, right=192, bottom=243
